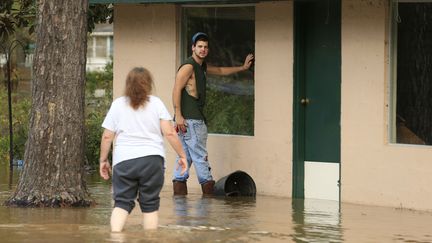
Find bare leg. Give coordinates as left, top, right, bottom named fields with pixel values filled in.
left=111, top=207, right=129, bottom=232
left=143, top=211, right=159, bottom=230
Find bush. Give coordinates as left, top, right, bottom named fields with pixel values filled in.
left=84, top=62, right=113, bottom=168
left=84, top=111, right=106, bottom=169
left=0, top=88, right=30, bottom=165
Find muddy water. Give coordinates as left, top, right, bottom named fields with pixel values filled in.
left=1, top=167, right=432, bottom=242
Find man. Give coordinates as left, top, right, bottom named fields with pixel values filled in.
left=172, top=32, right=254, bottom=196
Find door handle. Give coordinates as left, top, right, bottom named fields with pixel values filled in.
left=300, top=98, right=310, bottom=105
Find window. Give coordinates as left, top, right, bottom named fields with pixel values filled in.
left=109, top=36, right=113, bottom=57
left=95, top=36, right=107, bottom=58
left=181, top=6, right=255, bottom=136
left=390, top=1, right=432, bottom=145
left=87, top=35, right=112, bottom=59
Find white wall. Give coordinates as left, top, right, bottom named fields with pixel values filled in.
left=341, top=0, right=432, bottom=211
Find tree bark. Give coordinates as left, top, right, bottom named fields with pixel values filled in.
left=5, top=0, right=93, bottom=207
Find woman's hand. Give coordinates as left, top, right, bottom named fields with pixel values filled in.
left=177, top=157, right=188, bottom=176
left=99, top=160, right=111, bottom=180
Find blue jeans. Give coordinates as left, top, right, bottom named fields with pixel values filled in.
left=173, top=119, right=213, bottom=184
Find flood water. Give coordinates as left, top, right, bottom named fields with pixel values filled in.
left=1, top=167, right=432, bottom=242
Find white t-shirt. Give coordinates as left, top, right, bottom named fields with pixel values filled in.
left=102, top=95, right=172, bottom=167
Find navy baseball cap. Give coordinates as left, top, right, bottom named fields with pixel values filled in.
left=191, top=32, right=208, bottom=45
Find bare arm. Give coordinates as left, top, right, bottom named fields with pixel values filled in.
left=172, top=64, right=194, bottom=132
left=160, top=119, right=188, bottom=175
left=99, top=129, right=115, bottom=180
left=207, top=53, right=254, bottom=76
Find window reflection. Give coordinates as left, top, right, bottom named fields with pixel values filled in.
left=391, top=2, right=432, bottom=145
left=182, top=6, right=255, bottom=136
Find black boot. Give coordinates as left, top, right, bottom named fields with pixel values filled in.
left=201, top=180, right=215, bottom=196
left=173, top=180, right=187, bottom=196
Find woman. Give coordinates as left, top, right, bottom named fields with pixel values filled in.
left=99, top=67, right=187, bottom=232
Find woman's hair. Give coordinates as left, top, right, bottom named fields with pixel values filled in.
left=124, top=67, right=153, bottom=110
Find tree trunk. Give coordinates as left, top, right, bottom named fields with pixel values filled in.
left=5, top=0, right=93, bottom=207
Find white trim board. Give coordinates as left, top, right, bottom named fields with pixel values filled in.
left=304, top=161, right=340, bottom=201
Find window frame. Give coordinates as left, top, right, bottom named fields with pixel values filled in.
left=388, top=0, right=432, bottom=146
left=179, top=4, right=256, bottom=137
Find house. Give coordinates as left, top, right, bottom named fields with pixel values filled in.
left=86, top=23, right=114, bottom=71
left=89, top=0, right=432, bottom=211
left=1, top=23, right=113, bottom=93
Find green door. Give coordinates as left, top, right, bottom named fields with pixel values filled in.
left=293, top=0, right=341, bottom=198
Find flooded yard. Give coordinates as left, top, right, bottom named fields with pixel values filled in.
left=1, top=168, right=432, bottom=242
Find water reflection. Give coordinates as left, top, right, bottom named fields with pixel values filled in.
left=175, top=195, right=211, bottom=228
left=0, top=166, right=19, bottom=197
left=173, top=196, right=212, bottom=226
left=172, top=194, right=256, bottom=230
left=292, top=199, right=343, bottom=242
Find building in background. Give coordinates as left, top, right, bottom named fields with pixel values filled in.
left=0, top=23, right=113, bottom=94
left=86, top=23, right=113, bottom=71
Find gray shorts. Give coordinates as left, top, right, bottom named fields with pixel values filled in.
left=112, top=155, right=164, bottom=213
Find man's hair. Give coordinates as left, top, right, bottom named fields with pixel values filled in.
left=192, top=32, right=208, bottom=46
left=124, top=67, right=153, bottom=110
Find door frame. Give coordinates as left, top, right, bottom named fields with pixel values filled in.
left=292, top=0, right=341, bottom=199
left=293, top=0, right=306, bottom=198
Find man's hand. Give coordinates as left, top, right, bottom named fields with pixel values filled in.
left=242, top=53, right=254, bottom=70
left=175, top=114, right=187, bottom=133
